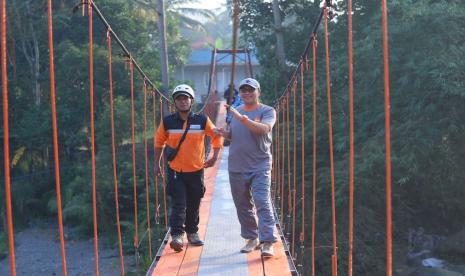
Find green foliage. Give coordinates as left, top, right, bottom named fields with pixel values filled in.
left=0, top=0, right=184, bottom=265
left=0, top=232, right=7, bottom=258
left=246, top=0, right=465, bottom=274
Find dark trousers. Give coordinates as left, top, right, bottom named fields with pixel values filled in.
left=167, top=167, right=205, bottom=236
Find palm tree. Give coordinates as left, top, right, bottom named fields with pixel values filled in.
left=129, top=0, right=217, bottom=99
left=130, top=0, right=216, bottom=32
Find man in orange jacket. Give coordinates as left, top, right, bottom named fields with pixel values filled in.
left=154, top=84, right=223, bottom=252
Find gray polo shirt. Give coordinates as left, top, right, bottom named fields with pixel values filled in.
left=228, top=104, right=276, bottom=173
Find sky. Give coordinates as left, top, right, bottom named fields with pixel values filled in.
left=184, top=0, right=227, bottom=14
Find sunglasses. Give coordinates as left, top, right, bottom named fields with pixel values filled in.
left=240, top=87, right=256, bottom=93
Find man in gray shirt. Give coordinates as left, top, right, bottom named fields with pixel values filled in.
left=216, top=78, right=278, bottom=257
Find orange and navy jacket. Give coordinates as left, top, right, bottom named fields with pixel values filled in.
left=155, top=112, right=223, bottom=172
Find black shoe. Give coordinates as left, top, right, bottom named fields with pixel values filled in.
left=170, top=234, right=183, bottom=252
left=187, top=233, right=204, bottom=246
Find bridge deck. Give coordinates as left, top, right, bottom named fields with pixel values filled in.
left=148, top=147, right=295, bottom=275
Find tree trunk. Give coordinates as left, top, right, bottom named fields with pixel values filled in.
left=272, top=0, right=286, bottom=70
left=156, top=0, right=170, bottom=115
left=16, top=1, right=41, bottom=106
left=31, top=23, right=41, bottom=106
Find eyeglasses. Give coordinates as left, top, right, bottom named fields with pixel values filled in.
left=239, top=87, right=256, bottom=93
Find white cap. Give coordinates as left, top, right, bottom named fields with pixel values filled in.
left=239, top=78, right=260, bottom=90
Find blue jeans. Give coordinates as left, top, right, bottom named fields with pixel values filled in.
left=228, top=170, right=277, bottom=243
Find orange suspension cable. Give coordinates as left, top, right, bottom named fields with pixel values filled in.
left=286, top=93, right=292, bottom=228
left=48, top=1, right=68, bottom=274
left=300, top=62, right=306, bottom=245
left=347, top=0, right=355, bottom=275
left=161, top=99, right=168, bottom=229
left=1, top=0, right=16, bottom=274
left=153, top=91, right=160, bottom=225
left=291, top=78, right=297, bottom=258
left=280, top=102, right=286, bottom=224
left=381, top=0, right=393, bottom=275
left=276, top=105, right=281, bottom=200
left=88, top=3, right=100, bottom=275
left=324, top=6, right=338, bottom=276
left=311, top=35, right=318, bottom=276
left=129, top=60, right=139, bottom=251
left=106, top=29, right=125, bottom=276
left=143, top=81, right=152, bottom=259
left=272, top=115, right=278, bottom=197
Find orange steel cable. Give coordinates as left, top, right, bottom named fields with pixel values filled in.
left=143, top=81, right=153, bottom=259
left=106, top=29, right=125, bottom=276
left=274, top=105, right=278, bottom=197
left=129, top=60, right=139, bottom=251
left=347, top=0, right=355, bottom=275
left=324, top=7, right=338, bottom=276
left=291, top=78, right=297, bottom=258
left=280, top=103, right=286, bottom=224
left=1, top=0, right=16, bottom=274
left=88, top=3, right=100, bottom=275
left=311, top=35, right=318, bottom=276
left=153, top=91, right=160, bottom=225
left=160, top=98, right=168, bottom=229
left=271, top=123, right=274, bottom=194
left=272, top=116, right=278, bottom=198
left=286, top=93, right=292, bottom=228
left=275, top=105, right=279, bottom=208
left=47, top=1, right=68, bottom=274
left=381, top=0, right=393, bottom=275
left=300, top=62, right=306, bottom=244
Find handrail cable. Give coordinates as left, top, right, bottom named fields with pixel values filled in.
left=323, top=5, right=338, bottom=276
left=86, top=0, right=170, bottom=102
left=347, top=0, right=355, bottom=275
left=286, top=92, right=292, bottom=243
left=88, top=3, right=100, bottom=275
left=381, top=0, right=393, bottom=275
left=311, top=34, right=318, bottom=276
left=291, top=79, right=297, bottom=258
left=273, top=9, right=324, bottom=106
left=161, top=99, right=169, bottom=229
left=2, top=0, right=16, bottom=274
left=106, top=28, right=125, bottom=276
left=276, top=104, right=281, bottom=202
left=153, top=91, right=161, bottom=227
left=129, top=60, right=140, bottom=272
left=48, top=0, right=68, bottom=274
left=280, top=102, right=286, bottom=224
left=143, top=80, right=153, bottom=259
left=298, top=62, right=307, bottom=267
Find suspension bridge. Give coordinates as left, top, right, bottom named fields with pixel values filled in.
left=1, top=0, right=398, bottom=275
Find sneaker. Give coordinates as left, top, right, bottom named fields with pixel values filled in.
left=240, top=239, right=260, bottom=253
left=170, top=234, right=183, bottom=252
left=261, top=242, right=274, bottom=257
left=187, top=233, right=204, bottom=246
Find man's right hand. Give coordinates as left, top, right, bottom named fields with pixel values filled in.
left=214, top=127, right=230, bottom=139
left=155, top=164, right=163, bottom=177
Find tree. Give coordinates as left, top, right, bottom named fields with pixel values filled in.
left=272, top=0, right=286, bottom=70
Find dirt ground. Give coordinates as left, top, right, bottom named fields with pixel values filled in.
left=0, top=225, right=133, bottom=275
